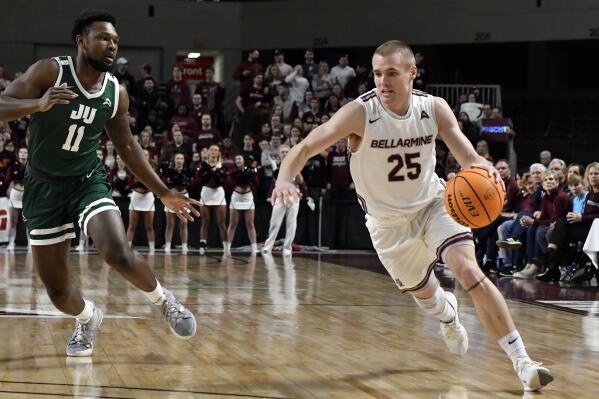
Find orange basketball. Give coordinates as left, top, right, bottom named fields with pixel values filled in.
left=444, top=167, right=505, bottom=228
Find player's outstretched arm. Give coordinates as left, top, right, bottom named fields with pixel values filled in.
left=272, top=101, right=365, bottom=206
left=0, top=59, right=77, bottom=121
left=434, top=96, right=503, bottom=187
left=105, top=86, right=200, bottom=222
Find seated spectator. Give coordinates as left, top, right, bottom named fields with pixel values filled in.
left=312, top=61, right=334, bottom=103
left=475, top=139, right=494, bottom=163
left=266, top=49, right=292, bottom=77
left=453, top=93, right=468, bottom=114
left=194, top=114, right=221, bottom=153
left=538, top=164, right=599, bottom=281
left=166, top=65, right=191, bottom=106
left=285, top=65, right=310, bottom=105
left=331, top=84, right=347, bottom=106
left=161, top=127, right=193, bottom=162
left=273, top=84, right=298, bottom=123
left=256, top=122, right=272, bottom=143
left=169, top=104, right=198, bottom=138
left=539, top=150, right=552, bottom=168
left=265, top=62, right=284, bottom=94
left=297, top=90, right=314, bottom=119
left=270, top=114, right=282, bottom=134
left=477, top=104, right=492, bottom=126
left=302, top=98, right=324, bottom=131
left=324, top=94, right=342, bottom=116
left=194, top=66, right=225, bottom=132
left=459, top=93, right=483, bottom=123
left=445, top=151, right=460, bottom=174
left=330, top=54, right=356, bottom=89
left=548, top=158, right=568, bottom=192
left=326, top=139, right=353, bottom=199
left=234, top=49, right=263, bottom=91
left=285, top=126, right=302, bottom=148
left=567, top=163, right=585, bottom=179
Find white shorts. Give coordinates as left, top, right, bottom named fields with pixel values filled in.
left=230, top=191, right=254, bottom=210
left=9, top=188, right=23, bottom=209
left=129, top=191, right=155, bottom=212
left=200, top=186, right=226, bottom=206
left=164, top=192, right=189, bottom=213
left=365, top=195, right=473, bottom=293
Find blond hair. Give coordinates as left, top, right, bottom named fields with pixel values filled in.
left=584, top=162, right=599, bottom=191
left=374, top=40, right=415, bottom=68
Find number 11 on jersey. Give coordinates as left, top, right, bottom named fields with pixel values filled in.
left=62, top=124, right=85, bottom=152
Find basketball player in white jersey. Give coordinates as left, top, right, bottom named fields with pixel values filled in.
left=272, top=40, right=554, bottom=392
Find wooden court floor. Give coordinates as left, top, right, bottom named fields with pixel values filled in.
left=0, top=250, right=598, bottom=398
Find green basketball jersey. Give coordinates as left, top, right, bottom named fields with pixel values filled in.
left=29, top=56, right=119, bottom=176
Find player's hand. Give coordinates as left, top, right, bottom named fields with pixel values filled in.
left=37, top=83, right=78, bottom=112
left=271, top=180, right=301, bottom=207
left=160, top=190, right=201, bottom=223
left=470, top=162, right=505, bottom=192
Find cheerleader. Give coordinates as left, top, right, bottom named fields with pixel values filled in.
left=194, top=144, right=228, bottom=255
left=127, top=149, right=156, bottom=253
left=5, top=147, right=27, bottom=251
left=162, top=152, right=193, bottom=253
left=226, top=155, right=259, bottom=255
left=262, top=145, right=311, bottom=257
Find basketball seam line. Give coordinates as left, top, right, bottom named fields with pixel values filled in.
left=459, top=175, right=492, bottom=223
left=460, top=169, right=503, bottom=211
left=452, top=177, right=476, bottom=227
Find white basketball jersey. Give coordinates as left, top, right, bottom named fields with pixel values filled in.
left=350, top=88, right=442, bottom=218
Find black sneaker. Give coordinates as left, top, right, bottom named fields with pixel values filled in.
left=536, top=267, right=561, bottom=282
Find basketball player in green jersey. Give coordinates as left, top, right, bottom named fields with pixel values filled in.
left=0, top=11, right=199, bottom=356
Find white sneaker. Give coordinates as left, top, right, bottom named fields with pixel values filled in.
left=5, top=243, right=14, bottom=252
left=75, top=245, right=84, bottom=252
left=439, top=292, right=468, bottom=356
left=514, top=357, right=554, bottom=391
left=181, top=246, right=188, bottom=255
left=282, top=249, right=292, bottom=257
left=513, top=264, right=539, bottom=279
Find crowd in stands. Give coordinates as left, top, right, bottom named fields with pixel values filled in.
left=0, top=50, right=597, bottom=281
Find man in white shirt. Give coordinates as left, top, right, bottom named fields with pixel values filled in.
left=285, top=65, right=310, bottom=105
left=330, top=54, right=356, bottom=89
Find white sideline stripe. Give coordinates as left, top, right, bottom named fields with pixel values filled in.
left=0, top=308, right=144, bottom=319
left=83, top=205, right=120, bottom=235
left=30, top=223, right=74, bottom=236
left=30, top=232, right=76, bottom=246
left=78, top=198, right=117, bottom=226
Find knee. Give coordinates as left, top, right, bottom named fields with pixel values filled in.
left=46, top=286, right=73, bottom=308
left=104, top=246, right=135, bottom=271
left=246, top=220, right=255, bottom=230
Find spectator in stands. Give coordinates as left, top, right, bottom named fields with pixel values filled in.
left=297, top=90, right=314, bottom=119
left=453, top=93, right=468, bottom=114
left=236, top=73, right=271, bottom=134
left=110, top=154, right=132, bottom=202
left=530, top=162, right=546, bottom=188
left=145, top=110, right=168, bottom=141
left=414, top=52, right=427, bottom=91
left=445, top=151, right=460, bottom=174
left=518, top=171, right=570, bottom=278
left=567, top=163, right=585, bottom=179
left=302, top=98, right=324, bottom=131
left=169, top=104, right=198, bottom=138
left=127, top=149, right=156, bottom=254
left=155, top=83, right=176, bottom=122
left=195, top=67, right=225, bottom=132
left=537, top=164, right=599, bottom=281
left=284, top=65, right=310, bottom=105
left=302, top=49, right=318, bottom=81
left=539, top=150, right=552, bottom=168
left=261, top=134, right=282, bottom=194
left=241, top=134, right=260, bottom=168
left=331, top=84, right=347, bottom=106
left=271, top=49, right=293, bottom=77
left=220, top=137, right=237, bottom=171
left=137, top=77, right=158, bottom=124
left=330, top=54, right=356, bottom=89
left=234, top=49, right=263, bottom=91
left=194, top=114, right=221, bottom=154
left=114, top=57, right=136, bottom=96
left=256, top=122, right=272, bottom=143
left=345, top=64, right=371, bottom=99
left=475, top=139, right=494, bottom=163
left=166, top=65, right=191, bottom=106
left=191, top=94, right=210, bottom=126
left=8, top=114, right=29, bottom=143
left=161, top=127, right=192, bottom=162
left=457, top=112, right=479, bottom=145
left=265, top=62, right=284, bottom=93
left=286, top=126, right=302, bottom=148
left=195, top=145, right=229, bottom=255
left=312, top=61, right=334, bottom=103
left=460, top=94, right=483, bottom=123
left=139, top=130, right=158, bottom=164
left=326, top=139, right=354, bottom=200
left=549, top=158, right=568, bottom=192
left=273, top=84, right=298, bottom=123
left=324, top=94, right=342, bottom=116
left=161, top=152, right=193, bottom=253
left=225, top=155, right=259, bottom=256
left=136, top=63, right=153, bottom=95
left=270, top=114, right=282, bottom=133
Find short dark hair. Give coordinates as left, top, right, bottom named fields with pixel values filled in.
left=72, top=11, right=116, bottom=43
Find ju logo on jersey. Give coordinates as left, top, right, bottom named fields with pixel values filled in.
left=62, top=104, right=98, bottom=152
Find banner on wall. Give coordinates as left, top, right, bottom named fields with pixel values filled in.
left=176, top=55, right=214, bottom=81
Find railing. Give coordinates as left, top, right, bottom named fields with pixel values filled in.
left=425, top=84, right=502, bottom=108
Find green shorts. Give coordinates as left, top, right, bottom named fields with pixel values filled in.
left=23, top=161, right=119, bottom=246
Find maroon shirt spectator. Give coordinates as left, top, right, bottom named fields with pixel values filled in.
left=495, top=159, right=519, bottom=213
left=160, top=129, right=193, bottom=163
left=326, top=140, right=353, bottom=199
left=169, top=104, right=198, bottom=138
left=581, top=191, right=599, bottom=222
left=195, top=114, right=222, bottom=153
left=166, top=66, right=191, bottom=107
left=191, top=94, right=211, bottom=126
left=534, top=188, right=570, bottom=226
left=220, top=137, right=237, bottom=172
left=195, top=67, right=225, bottom=116
left=234, top=50, right=263, bottom=91
left=302, top=98, right=324, bottom=129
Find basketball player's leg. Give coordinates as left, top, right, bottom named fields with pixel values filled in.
left=86, top=209, right=196, bottom=338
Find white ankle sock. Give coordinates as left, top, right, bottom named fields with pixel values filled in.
left=181, top=243, right=188, bottom=251
left=127, top=240, right=132, bottom=247
left=149, top=241, right=155, bottom=250
left=76, top=300, right=95, bottom=323
left=413, top=286, right=456, bottom=323
left=498, top=330, right=529, bottom=365
left=165, top=242, right=171, bottom=251
left=144, top=280, right=165, bottom=305
left=251, top=243, right=258, bottom=252
left=223, top=241, right=230, bottom=251
left=80, top=237, right=86, bottom=247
